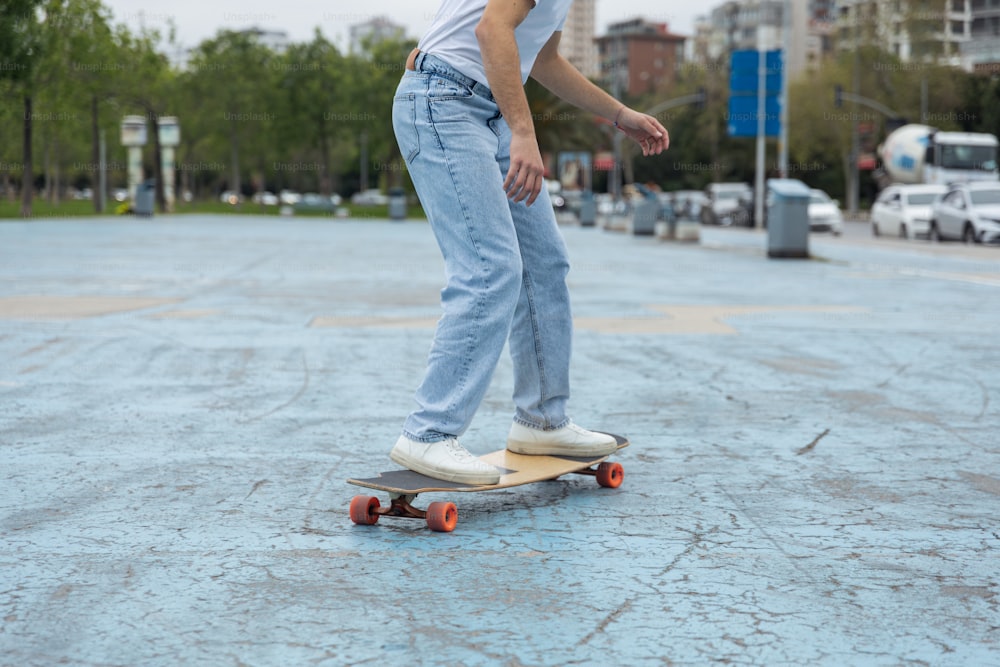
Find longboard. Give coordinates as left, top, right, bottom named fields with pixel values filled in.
left=347, top=434, right=628, bottom=532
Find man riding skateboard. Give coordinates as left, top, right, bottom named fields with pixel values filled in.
left=389, top=0, right=669, bottom=485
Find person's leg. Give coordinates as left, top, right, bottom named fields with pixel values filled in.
left=493, top=119, right=618, bottom=457
left=506, top=186, right=572, bottom=430
left=394, top=71, right=523, bottom=445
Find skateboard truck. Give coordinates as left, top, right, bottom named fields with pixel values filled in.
left=350, top=493, right=459, bottom=532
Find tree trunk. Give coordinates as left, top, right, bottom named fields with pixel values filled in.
left=320, top=132, right=331, bottom=196
left=21, top=96, right=33, bottom=218
left=44, top=139, right=51, bottom=204
left=91, top=95, right=102, bottom=213
left=52, top=139, right=60, bottom=206
left=230, top=127, right=241, bottom=209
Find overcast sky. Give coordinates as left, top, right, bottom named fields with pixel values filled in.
left=99, top=0, right=702, bottom=52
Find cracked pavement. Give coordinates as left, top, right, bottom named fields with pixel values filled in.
left=1, top=216, right=998, bottom=665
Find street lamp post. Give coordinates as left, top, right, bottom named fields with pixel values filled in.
left=158, top=117, right=180, bottom=213
left=778, top=0, right=790, bottom=178
left=120, top=115, right=147, bottom=208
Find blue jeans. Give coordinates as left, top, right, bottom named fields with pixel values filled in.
left=393, top=53, right=572, bottom=442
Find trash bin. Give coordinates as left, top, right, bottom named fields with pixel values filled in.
left=388, top=187, right=407, bottom=221
left=578, top=191, right=596, bottom=227
left=632, top=199, right=659, bottom=236
left=134, top=179, right=156, bottom=218
left=766, top=179, right=810, bottom=258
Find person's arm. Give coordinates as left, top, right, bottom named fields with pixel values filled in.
left=530, top=32, right=669, bottom=157
left=476, top=0, right=545, bottom=206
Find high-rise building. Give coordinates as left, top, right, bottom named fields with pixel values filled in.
left=963, top=0, right=1000, bottom=72
left=238, top=28, right=291, bottom=54
left=697, top=1, right=820, bottom=77
left=835, top=0, right=970, bottom=66
left=349, top=16, right=406, bottom=54
left=596, top=19, right=687, bottom=97
left=560, top=0, right=600, bottom=79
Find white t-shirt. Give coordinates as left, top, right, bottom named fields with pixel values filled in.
left=419, top=0, right=573, bottom=85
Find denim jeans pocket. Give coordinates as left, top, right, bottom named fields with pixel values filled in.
left=392, top=93, right=420, bottom=162
left=427, top=75, right=474, bottom=100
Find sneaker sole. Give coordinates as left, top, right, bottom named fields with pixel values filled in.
left=390, top=448, right=501, bottom=486
left=506, top=439, right=618, bottom=457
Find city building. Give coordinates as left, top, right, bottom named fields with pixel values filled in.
left=835, top=0, right=971, bottom=66
left=348, top=16, right=406, bottom=54
left=596, top=19, right=686, bottom=97
left=963, top=0, right=1000, bottom=72
left=560, top=0, right=600, bottom=79
left=694, top=1, right=823, bottom=78
left=238, top=28, right=291, bottom=54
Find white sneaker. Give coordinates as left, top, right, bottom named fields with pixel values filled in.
left=506, top=421, right=618, bottom=457
left=390, top=435, right=501, bottom=485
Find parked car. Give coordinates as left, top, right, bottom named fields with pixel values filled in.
left=294, top=192, right=335, bottom=213
left=665, top=190, right=709, bottom=221
left=279, top=190, right=301, bottom=205
left=807, top=189, right=844, bottom=235
left=929, top=181, right=1000, bottom=244
left=870, top=184, right=946, bottom=239
left=701, top=182, right=753, bottom=226
left=252, top=191, right=279, bottom=206
left=219, top=190, right=242, bottom=205
left=351, top=189, right=389, bottom=206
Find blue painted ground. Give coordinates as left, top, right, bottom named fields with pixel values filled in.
left=1, top=216, right=997, bottom=665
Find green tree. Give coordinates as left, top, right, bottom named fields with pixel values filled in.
left=345, top=37, right=417, bottom=193
left=0, top=0, right=44, bottom=217
left=32, top=0, right=120, bottom=208
left=272, top=31, right=347, bottom=197
left=48, top=0, right=118, bottom=212
left=186, top=31, right=277, bottom=202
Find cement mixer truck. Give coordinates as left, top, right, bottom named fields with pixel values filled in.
left=877, top=124, right=998, bottom=188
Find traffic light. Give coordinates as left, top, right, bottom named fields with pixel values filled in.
left=696, top=87, right=706, bottom=110
left=834, top=84, right=843, bottom=109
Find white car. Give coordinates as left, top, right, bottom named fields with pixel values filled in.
left=807, top=189, right=843, bottom=235
left=871, top=184, right=946, bottom=239
left=351, top=189, right=389, bottom=206
left=702, top=182, right=753, bottom=226
left=279, top=190, right=302, bottom=205
left=252, top=191, right=279, bottom=206
left=929, top=181, right=1000, bottom=244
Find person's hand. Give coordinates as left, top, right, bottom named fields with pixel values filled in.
left=504, top=132, right=545, bottom=206
left=614, top=107, right=670, bottom=156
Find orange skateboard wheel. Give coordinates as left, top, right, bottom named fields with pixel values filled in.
left=425, top=501, right=458, bottom=532
left=350, top=495, right=381, bottom=525
left=596, top=461, right=624, bottom=489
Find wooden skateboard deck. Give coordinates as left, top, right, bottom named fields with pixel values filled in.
left=348, top=434, right=628, bottom=532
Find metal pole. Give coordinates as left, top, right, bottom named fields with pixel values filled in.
left=921, top=77, right=928, bottom=123
left=754, top=39, right=767, bottom=229
left=611, top=52, right=623, bottom=202
left=849, top=5, right=861, bottom=217
left=778, top=0, right=790, bottom=178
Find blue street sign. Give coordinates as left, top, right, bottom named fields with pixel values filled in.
left=727, top=95, right=782, bottom=137
left=728, top=49, right=783, bottom=138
